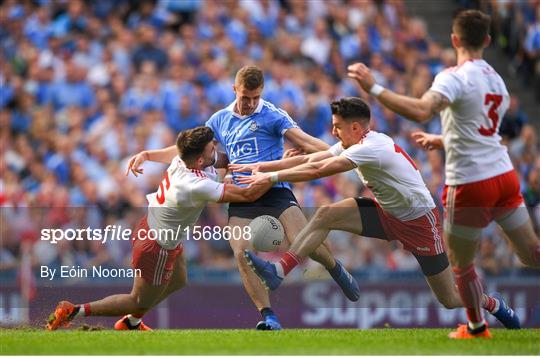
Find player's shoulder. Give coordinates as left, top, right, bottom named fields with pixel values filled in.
left=207, top=104, right=235, bottom=124
left=436, top=65, right=466, bottom=82
left=260, top=99, right=292, bottom=119
left=362, top=130, right=392, bottom=146
left=341, top=131, right=382, bottom=155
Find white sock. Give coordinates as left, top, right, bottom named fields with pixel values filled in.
left=490, top=299, right=500, bottom=314
left=74, top=304, right=89, bottom=318
left=275, top=263, right=285, bottom=279
left=127, top=314, right=142, bottom=326
left=74, top=307, right=85, bottom=318
left=468, top=319, right=486, bottom=331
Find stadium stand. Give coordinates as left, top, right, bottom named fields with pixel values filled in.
left=1, top=0, right=538, bottom=284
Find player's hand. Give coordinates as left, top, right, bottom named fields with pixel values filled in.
left=236, top=172, right=271, bottom=186
left=125, top=151, right=149, bottom=177
left=283, top=148, right=303, bottom=158
left=347, top=63, right=376, bottom=93
left=411, top=131, right=444, bottom=151
left=228, top=163, right=260, bottom=174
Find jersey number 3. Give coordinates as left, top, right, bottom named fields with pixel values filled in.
left=156, top=172, right=170, bottom=205
left=478, top=94, right=503, bottom=136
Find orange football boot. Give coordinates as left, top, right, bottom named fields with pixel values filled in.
left=449, top=324, right=492, bottom=339
left=114, top=315, right=153, bottom=331
left=46, top=300, right=77, bottom=330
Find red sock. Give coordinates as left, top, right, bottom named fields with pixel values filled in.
left=453, top=265, right=485, bottom=325
left=77, top=303, right=91, bottom=316
left=483, top=295, right=498, bottom=313
left=277, top=251, right=302, bottom=276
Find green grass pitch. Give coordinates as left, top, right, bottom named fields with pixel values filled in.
left=1, top=328, right=539, bottom=355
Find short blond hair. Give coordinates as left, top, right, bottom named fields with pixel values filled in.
left=235, top=65, right=264, bottom=90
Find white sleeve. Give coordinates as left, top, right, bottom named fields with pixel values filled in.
left=190, top=178, right=225, bottom=203
left=339, top=144, right=379, bottom=167
left=429, top=70, right=463, bottom=103
left=327, top=142, right=344, bottom=156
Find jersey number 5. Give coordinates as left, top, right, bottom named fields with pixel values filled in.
left=394, top=144, right=418, bottom=170
left=478, top=94, right=503, bottom=136
left=156, top=172, right=170, bottom=205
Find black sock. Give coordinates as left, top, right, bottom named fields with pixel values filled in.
left=260, top=307, right=274, bottom=319
left=124, top=316, right=140, bottom=329
left=467, top=323, right=487, bottom=334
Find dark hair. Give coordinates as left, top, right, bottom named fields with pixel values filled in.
left=235, top=65, right=264, bottom=90
left=176, top=126, right=214, bottom=162
left=452, top=9, right=491, bottom=50
left=330, top=97, right=371, bottom=124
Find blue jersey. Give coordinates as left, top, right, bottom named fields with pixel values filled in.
left=206, top=99, right=298, bottom=188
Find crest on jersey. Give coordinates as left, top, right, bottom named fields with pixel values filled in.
left=248, top=120, right=259, bottom=132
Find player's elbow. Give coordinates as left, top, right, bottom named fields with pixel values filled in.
left=408, top=109, right=432, bottom=123
left=416, top=103, right=438, bottom=122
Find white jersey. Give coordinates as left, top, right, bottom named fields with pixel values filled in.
left=430, top=59, right=513, bottom=185
left=146, top=156, right=225, bottom=250
left=329, top=131, right=435, bottom=221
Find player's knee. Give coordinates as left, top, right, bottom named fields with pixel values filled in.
left=312, top=206, right=333, bottom=227
left=516, top=249, right=540, bottom=268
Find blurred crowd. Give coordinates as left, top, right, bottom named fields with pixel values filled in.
left=1, top=0, right=539, bottom=284
left=459, top=0, right=540, bottom=100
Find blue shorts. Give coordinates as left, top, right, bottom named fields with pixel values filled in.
left=228, top=188, right=299, bottom=219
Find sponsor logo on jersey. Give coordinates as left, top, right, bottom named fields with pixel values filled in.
left=227, top=138, right=259, bottom=161
left=416, top=246, right=431, bottom=252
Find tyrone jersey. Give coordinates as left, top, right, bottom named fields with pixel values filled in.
left=430, top=59, right=513, bottom=185
left=146, top=156, right=225, bottom=250
left=329, top=131, right=435, bottom=221
left=205, top=99, right=298, bottom=189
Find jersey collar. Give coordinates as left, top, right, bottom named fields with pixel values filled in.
left=226, top=99, right=264, bottom=119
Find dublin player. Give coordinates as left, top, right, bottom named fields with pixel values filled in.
left=128, top=66, right=360, bottom=330
left=46, top=127, right=272, bottom=331
left=235, top=97, right=519, bottom=331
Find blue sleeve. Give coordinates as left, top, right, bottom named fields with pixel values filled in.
left=272, top=109, right=298, bottom=137
left=205, top=114, right=222, bottom=144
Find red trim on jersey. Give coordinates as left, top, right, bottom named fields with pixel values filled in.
left=359, top=129, right=370, bottom=144
left=190, top=169, right=207, bottom=178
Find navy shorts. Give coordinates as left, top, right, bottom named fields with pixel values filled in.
left=228, top=187, right=299, bottom=219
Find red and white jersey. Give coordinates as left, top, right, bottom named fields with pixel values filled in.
left=329, top=131, right=435, bottom=221
left=146, top=156, right=225, bottom=250
left=430, top=59, right=513, bottom=185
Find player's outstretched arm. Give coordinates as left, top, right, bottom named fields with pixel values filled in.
left=228, top=150, right=334, bottom=174
left=237, top=156, right=355, bottom=185
left=218, top=181, right=273, bottom=203
left=284, top=128, right=330, bottom=153
left=125, top=145, right=177, bottom=177
left=347, top=63, right=450, bottom=122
